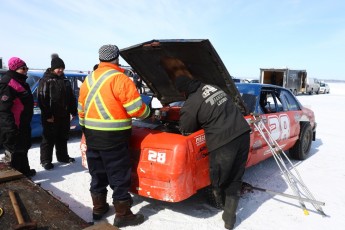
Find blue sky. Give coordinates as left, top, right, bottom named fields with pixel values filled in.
left=1, top=0, right=344, bottom=80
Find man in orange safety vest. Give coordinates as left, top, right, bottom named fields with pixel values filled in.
left=78, top=44, right=150, bottom=228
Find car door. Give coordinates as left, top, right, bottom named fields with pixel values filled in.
left=249, top=87, right=301, bottom=166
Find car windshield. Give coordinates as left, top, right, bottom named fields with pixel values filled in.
left=320, top=82, right=326, bottom=87
left=236, top=84, right=261, bottom=113
left=236, top=84, right=260, bottom=96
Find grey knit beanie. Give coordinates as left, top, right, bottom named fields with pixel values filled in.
left=98, top=44, right=120, bottom=62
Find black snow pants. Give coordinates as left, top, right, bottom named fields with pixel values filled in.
left=209, top=131, right=250, bottom=196
left=40, top=116, right=71, bottom=164
left=209, top=131, right=250, bottom=229
left=8, top=127, right=32, bottom=174
left=86, top=141, right=132, bottom=202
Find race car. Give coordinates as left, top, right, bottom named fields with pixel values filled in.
left=80, top=39, right=316, bottom=205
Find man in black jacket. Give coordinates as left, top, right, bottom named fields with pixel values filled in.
left=0, top=57, right=35, bottom=177
left=161, top=58, right=251, bottom=229
left=37, top=54, right=77, bottom=170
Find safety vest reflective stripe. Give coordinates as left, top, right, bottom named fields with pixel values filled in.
left=87, top=72, right=94, bottom=87
left=85, top=70, right=119, bottom=115
left=84, top=118, right=132, bottom=131
left=78, top=103, right=83, bottom=111
left=138, top=103, right=151, bottom=119
left=79, top=117, right=85, bottom=126
left=125, top=97, right=143, bottom=114
left=123, top=96, right=150, bottom=119
left=78, top=101, right=85, bottom=126
left=95, top=95, right=111, bottom=120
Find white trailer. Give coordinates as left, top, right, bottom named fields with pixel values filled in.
left=260, top=68, right=307, bottom=95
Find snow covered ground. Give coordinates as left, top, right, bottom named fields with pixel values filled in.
left=24, top=83, right=345, bottom=230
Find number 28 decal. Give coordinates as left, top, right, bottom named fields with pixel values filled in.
left=148, top=150, right=166, bottom=164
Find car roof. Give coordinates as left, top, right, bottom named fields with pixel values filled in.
left=236, top=83, right=289, bottom=94
left=28, top=70, right=87, bottom=77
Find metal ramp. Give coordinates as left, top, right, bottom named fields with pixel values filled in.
left=248, top=114, right=326, bottom=216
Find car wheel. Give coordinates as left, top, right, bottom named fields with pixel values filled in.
left=289, top=122, right=312, bottom=160
left=203, top=186, right=224, bottom=210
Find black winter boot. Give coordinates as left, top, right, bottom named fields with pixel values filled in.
left=113, top=200, right=144, bottom=228
left=212, top=187, right=225, bottom=209
left=10, top=151, right=31, bottom=175
left=91, top=192, right=109, bottom=220
left=222, top=195, right=240, bottom=229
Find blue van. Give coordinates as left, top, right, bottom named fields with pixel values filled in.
left=27, top=70, right=87, bottom=137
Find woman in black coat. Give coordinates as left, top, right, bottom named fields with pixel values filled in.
left=0, top=57, right=35, bottom=177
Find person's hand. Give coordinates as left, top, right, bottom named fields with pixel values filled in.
left=47, top=116, right=54, bottom=122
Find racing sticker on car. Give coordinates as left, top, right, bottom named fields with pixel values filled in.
left=148, top=150, right=166, bottom=164
left=263, top=114, right=291, bottom=141
left=195, top=134, right=206, bottom=146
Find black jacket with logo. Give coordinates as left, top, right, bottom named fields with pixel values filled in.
left=0, top=70, right=33, bottom=152
left=37, top=70, right=77, bottom=119
left=179, top=82, right=251, bottom=152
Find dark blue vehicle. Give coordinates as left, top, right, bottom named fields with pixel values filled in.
left=27, top=70, right=87, bottom=138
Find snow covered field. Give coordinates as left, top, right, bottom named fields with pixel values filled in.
left=25, top=83, right=345, bottom=230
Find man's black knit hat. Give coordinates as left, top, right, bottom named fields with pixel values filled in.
left=51, top=54, right=65, bottom=70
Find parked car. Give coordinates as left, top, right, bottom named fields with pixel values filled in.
left=306, top=77, right=320, bottom=95
left=27, top=70, right=87, bottom=137
left=319, top=82, right=330, bottom=94
left=80, top=39, right=317, bottom=207
left=0, top=69, right=7, bottom=79
left=232, top=77, right=241, bottom=83
left=244, top=79, right=260, bottom=83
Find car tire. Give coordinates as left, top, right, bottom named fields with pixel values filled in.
left=203, top=186, right=224, bottom=210
left=289, top=122, right=313, bottom=160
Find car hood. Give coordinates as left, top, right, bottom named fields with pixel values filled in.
left=120, top=39, right=248, bottom=115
